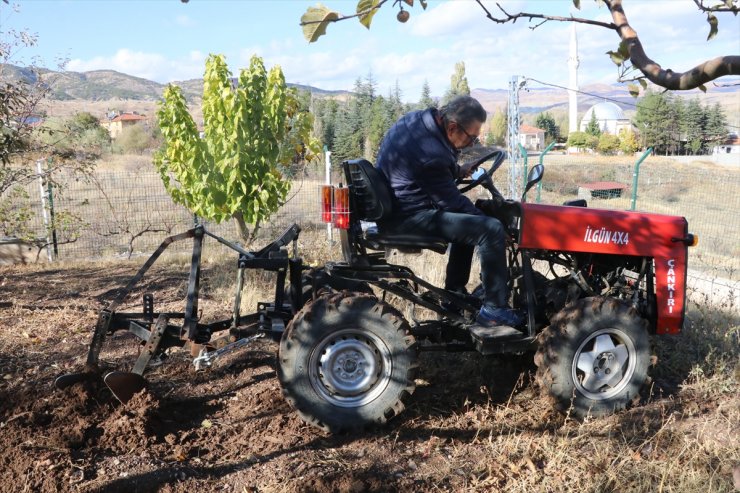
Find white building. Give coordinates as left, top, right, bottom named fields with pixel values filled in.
left=713, top=135, right=740, bottom=155
left=519, top=124, right=546, bottom=151
left=579, top=102, right=632, bottom=135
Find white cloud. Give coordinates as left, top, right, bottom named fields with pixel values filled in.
left=270, top=50, right=366, bottom=90
left=174, top=14, right=195, bottom=28
left=67, top=48, right=204, bottom=82
left=62, top=0, right=739, bottom=104
left=411, top=0, right=490, bottom=38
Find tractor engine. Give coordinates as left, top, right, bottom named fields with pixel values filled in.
left=519, top=249, right=654, bottom=325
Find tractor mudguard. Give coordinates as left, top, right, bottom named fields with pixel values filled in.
left=519, top=203, right=690, bottom=335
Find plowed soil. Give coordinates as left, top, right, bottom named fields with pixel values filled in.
left=1, top=261, right=738, bottom=493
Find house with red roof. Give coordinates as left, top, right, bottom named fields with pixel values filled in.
left=519, top=124, right=546, bottom=151
left=103, top=112, right=148, bottom=139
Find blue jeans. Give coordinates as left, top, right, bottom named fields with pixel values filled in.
left=380, top=210, right=509, bottom=310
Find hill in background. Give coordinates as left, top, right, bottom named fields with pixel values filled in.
left=2, top=63, right=737, bottom=128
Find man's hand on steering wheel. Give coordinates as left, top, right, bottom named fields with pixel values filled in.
left=455, top=149, right=506, bottom=194
left=458, top=160, right=477, bottom=179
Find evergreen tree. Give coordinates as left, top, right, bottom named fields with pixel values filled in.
left=704, top=102, right=728, bottom=151
left=682, top=98, right=705, bottom=154
left=367, top=95, right=393, bottom=161
left=332, top=98, right=363, bottom=163
left=585, top=111, right=602, bottom=137
left=389, top=80, right=405, bottom=122
left=535, top=112, right=560, bottom=144
left=667, top=97, right=684, bottom=155
left=634, top=91, right=675, bottom=155
left=418, top=79, right=435, bottom=109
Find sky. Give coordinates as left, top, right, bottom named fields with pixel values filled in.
left=2, top=0, right=739, bottom=103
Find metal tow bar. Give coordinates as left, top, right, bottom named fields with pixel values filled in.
left=193, top=333, right=265, bottom=371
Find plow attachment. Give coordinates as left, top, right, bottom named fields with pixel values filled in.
left=55, top=223, right=305, bottom=403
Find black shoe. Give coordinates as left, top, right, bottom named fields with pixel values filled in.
left=476, top=306, right=525, bottom=327
left=469, top=306, right=525, bottom=339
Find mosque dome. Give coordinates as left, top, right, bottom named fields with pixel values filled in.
left=579, top=101, right=631, bottom=135
left=582, top=102, right=625, bottom=123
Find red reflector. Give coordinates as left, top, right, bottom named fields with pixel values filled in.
left=321, top=185, right=333, bottom=223
left=332, top=186, right=350, bottom=229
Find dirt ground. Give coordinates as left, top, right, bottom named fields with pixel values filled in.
left=0, top=260, right=738, bottom=493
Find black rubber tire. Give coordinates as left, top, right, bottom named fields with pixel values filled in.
left=286, top=268, right=374, bottom=312
left=278, top=292, right=417, bottom=433
left=534, top=297, right=650, bottom=418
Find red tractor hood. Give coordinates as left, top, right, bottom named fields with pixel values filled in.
left=520, top=203, right=690, bottom=335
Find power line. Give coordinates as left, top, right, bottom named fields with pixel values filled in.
left=524, top=77, right=740, bottom=131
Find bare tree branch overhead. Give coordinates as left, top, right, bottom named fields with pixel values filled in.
left=300, top=0, right=740, bottom=93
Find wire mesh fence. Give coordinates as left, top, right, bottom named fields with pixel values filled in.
left=6, top=154, right=740, bottom=291
left=497, top=153, right=740, bottom=287
left=12, top=169, right=326, bottom=260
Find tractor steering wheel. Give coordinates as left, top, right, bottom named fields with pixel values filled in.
left=456, top=149, right=506, bottom=194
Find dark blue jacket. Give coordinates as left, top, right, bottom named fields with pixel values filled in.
left=376, top=108, right=481, bottom=216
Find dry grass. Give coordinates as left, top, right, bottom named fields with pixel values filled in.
left=307, top=244, right=739, bottom=492
left=4, top=234, right=738, bottom=492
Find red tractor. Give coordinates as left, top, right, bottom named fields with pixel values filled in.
left=278, top=151, right=697, bottom=432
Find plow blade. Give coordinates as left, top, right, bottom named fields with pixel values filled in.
left=104, top=371, right=147, bottom=404
left=54, top=371, right=97, bottom=390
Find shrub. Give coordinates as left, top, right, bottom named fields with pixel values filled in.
left=597, top=134, right=620, bottom=155
left=113, top=123, right=152, bottom=154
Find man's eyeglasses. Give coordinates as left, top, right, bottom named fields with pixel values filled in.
left=453, top=121, right=480, bottom=147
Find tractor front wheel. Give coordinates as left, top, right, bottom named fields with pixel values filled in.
left=535, top=297, right=650, bottom=418
left=278, top=292, right=417, bottom=433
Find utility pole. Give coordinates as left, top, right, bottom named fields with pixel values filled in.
left=507, top=76, right=526, bottom=198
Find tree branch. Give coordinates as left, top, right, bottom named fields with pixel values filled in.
left=474, top=0, right=740, bottom=91
left=692, top=0, right=740, bottom=13
left=474, top=1, right=617, bottom=30
left=300, top=0, right=391, bottom=26
left=609, top=0, right=740, bottom=90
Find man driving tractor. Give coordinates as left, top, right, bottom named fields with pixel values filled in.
left=375, top=95, right=522, bottom=330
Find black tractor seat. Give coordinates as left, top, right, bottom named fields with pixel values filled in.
left=342, top=159, right=450, bottom=258
left=364, top=225, right=448, bottom=255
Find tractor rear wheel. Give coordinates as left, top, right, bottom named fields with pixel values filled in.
left=278, top=292, right=417, bottom=433
left=535, top=297, right=650, bottom=418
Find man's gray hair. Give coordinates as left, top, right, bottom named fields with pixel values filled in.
left=440, top=96, right=487, bottom=127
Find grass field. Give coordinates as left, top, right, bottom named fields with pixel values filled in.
left=9, top=153, right=740, bottom=289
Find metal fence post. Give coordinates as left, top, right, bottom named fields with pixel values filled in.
left=536, top=141, right=556, bottom=203
left=36, top=160, right=53, bottom=262
left=46, top=157, right=58, bottom=259
left=519, top=143, right=528, bottom=191
left=325, top=146, right=332, bottom=243
left=630, top=147, right=653, bottom=211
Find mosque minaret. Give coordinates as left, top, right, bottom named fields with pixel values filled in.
left=568, top=23, right=579, bottom=134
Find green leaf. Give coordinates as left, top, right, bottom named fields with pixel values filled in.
left=706, top=14, right=718, bottom=41
left=698, top=84, right=707, bottom=93
left=627, top=84, right=640, bottom=98
left=572, top=0, right=581, bottom=9
left=357, top=0, right=380, bottom=29
left=606, top=50, right=625, bottom=66
left=301, top=4, right=339, bottom=42
left=638, top=78, right=648, bottom=89
left=617, top=39, right=629, bottom=59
